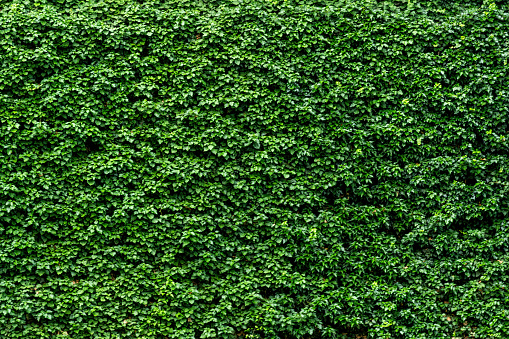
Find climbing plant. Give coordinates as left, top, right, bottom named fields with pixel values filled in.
left=1, top=0, right=508, bottom=338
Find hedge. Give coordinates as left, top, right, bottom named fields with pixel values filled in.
left=1, top=0, right=509, bottom=338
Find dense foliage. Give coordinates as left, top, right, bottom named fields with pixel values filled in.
left=1, top=0, right=509, bottom=338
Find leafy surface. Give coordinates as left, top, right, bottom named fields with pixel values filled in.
left=1, top=0, right=509, bottom=338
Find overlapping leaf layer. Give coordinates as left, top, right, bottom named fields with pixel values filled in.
left=1, top=0, right=508, bottom=338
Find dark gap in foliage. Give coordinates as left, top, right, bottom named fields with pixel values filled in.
left=84, top=137, right=100, bottom=153
left=463, top=168, right=477, bottom=187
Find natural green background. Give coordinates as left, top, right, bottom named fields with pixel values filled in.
left=1, top=0, right=509, bottom=338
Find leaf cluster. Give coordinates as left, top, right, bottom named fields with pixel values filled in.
left=1, top=0, right=509, bottom=338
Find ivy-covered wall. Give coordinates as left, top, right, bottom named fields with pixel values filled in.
left=1, top=0, right=508, bottom=338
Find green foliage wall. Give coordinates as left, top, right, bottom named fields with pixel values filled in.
left=1, top=0, right=509, bottom=338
